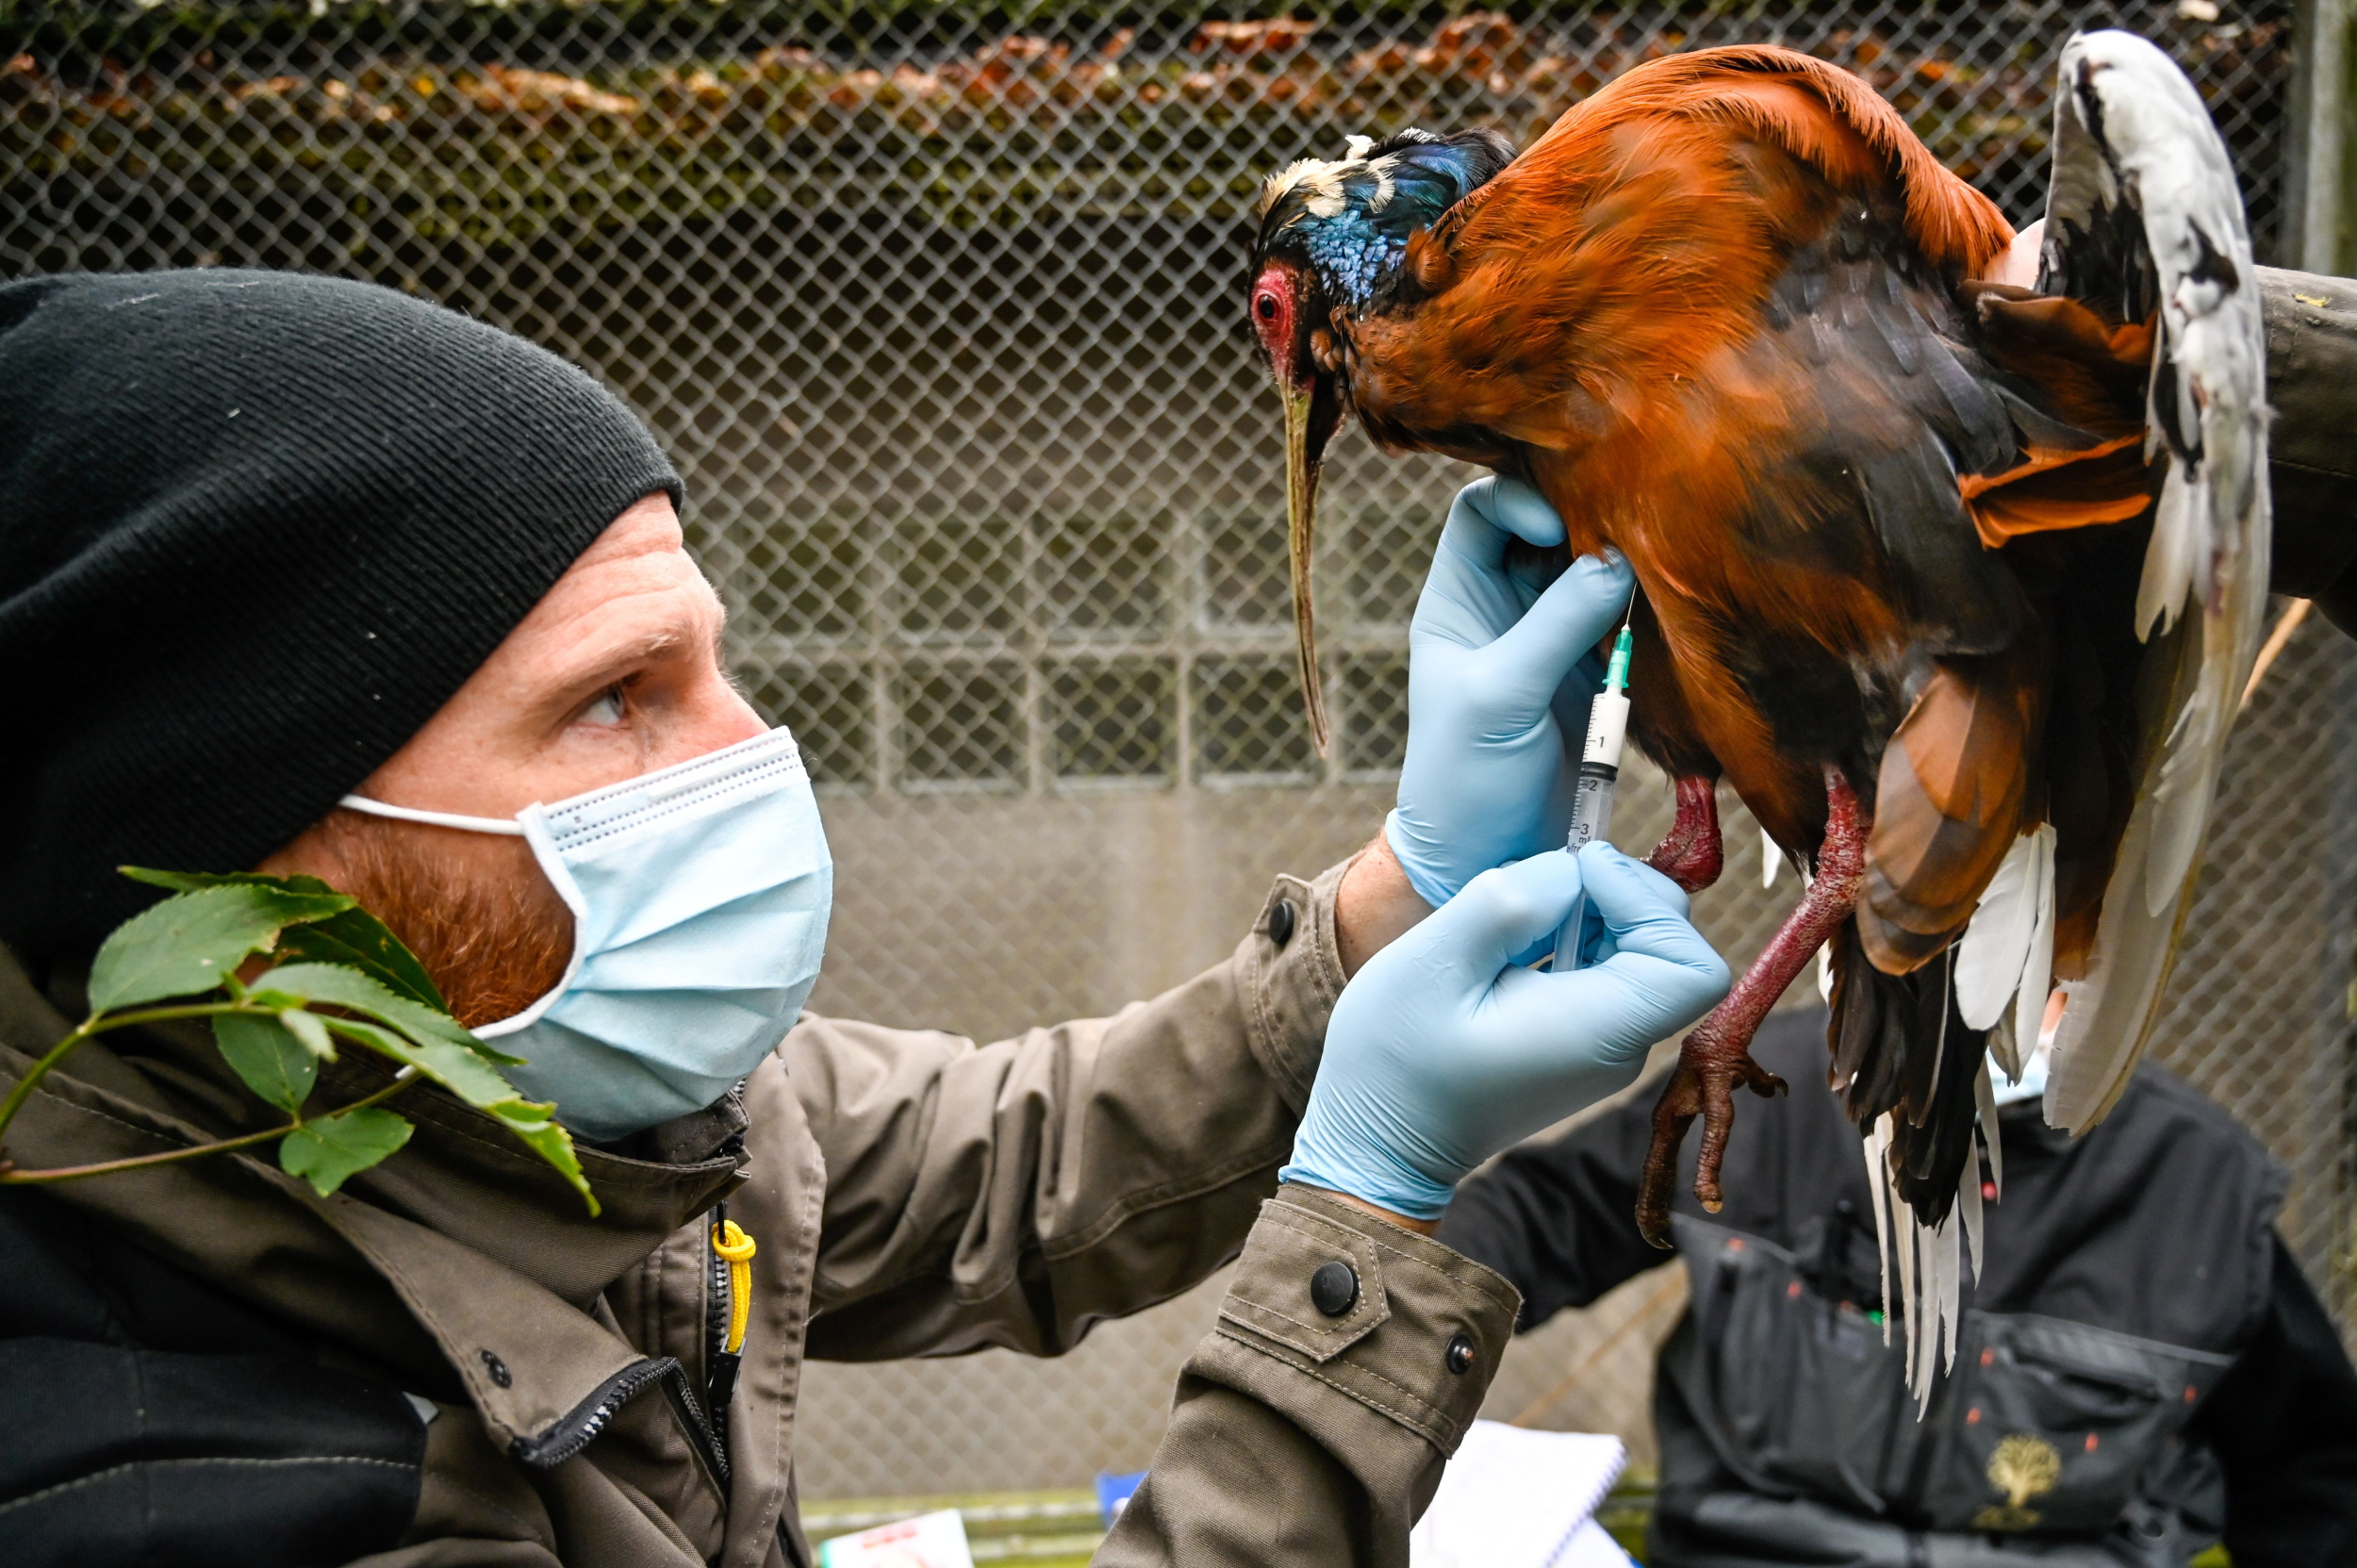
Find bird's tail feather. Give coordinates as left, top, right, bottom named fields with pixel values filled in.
left=1838, top=823, right=2048, bottom=1401
left=1863, top=1094, right=1998, bottom=1409
left=1828, top=933, right=1986, bottom=1228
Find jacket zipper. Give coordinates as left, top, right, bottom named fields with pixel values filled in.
left=707, top=1202, right=746, bottom=1422
left=509, top=1354, right=732, bottom=1492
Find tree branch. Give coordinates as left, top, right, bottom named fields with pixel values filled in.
left=0, top=1001, right=282, bottom=1146
left=0, top=1066, right=417, bottom=1185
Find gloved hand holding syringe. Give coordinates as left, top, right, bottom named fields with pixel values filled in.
left=1552, top=613, right=1635, bottom=971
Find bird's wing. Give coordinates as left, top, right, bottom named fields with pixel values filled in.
left=1861, top=31, right=2269, bottom=1389
left=2035, top=30, right=2271, bottom=1132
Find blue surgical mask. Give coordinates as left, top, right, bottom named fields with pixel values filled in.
left=339, top=727, right=832, bottom=1142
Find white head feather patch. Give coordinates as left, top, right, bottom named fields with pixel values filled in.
left=1260, top=132, right=1392, bottom=223
left=1260, top=158, right=1350, bottom=221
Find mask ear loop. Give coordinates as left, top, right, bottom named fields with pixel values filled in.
left=470, top=803, right=590, bottom=1039
left=337, top=796, right=529, bottom=836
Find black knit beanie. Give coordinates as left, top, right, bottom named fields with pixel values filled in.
left=0, top=270, right=682, bottom=962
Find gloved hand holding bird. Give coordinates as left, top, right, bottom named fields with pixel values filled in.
left=1248, top=29, right=2275, bottom=1385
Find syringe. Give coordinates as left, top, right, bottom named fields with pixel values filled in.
left=1552, top=618, right=1635, bottom=972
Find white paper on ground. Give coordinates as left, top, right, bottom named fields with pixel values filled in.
left=1409, top=1421, right=1629, bottom=1568
left=816, top=1508, right=975, bottom=1568
left=1560, top=1517, right=1639, bottom=1567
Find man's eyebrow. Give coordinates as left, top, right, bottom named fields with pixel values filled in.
left=550, top=616, right=710, bottom=701
left=707, top=617, right=764, bottom=705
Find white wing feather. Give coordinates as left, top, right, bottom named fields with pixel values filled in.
left=1958, top=1125, right=1986, bottom=1283
left=1988, top=1009, right=2023, bottom=1090
left=2012, top=829, right=2056, bottom=1078
left=1953, top=827, right=2044, bottom=1029
left=1974, top=1056, right=2003, bottom=1198
left=2039, top=31, right=2270, bottom=1133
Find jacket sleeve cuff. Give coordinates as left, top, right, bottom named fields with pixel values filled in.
left=1235, top=859, right=1352, bottom=1117
left=1189, top=1185, right=1522, bottom=1459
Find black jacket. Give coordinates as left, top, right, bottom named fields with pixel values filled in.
left=1440, top=1008, right=2357, bottom=1568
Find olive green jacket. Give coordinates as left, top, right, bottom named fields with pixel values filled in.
left=0, top=860, right=1519, bottom=1568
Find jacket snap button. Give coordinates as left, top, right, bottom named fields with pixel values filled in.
left=1268, top=899, right=1297, bottom=949
left=1445, top=1332, right=1475, bottom=1376
left=480, top=1348, right=513, bottom=1389
left=1309, top=1259, right=1359, bottom=1317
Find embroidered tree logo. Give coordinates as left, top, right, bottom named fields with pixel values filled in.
left=1971, top=1433, right=2063, bottom=1531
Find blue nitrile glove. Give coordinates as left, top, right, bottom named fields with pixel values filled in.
left=1281, top=843, right=1729, bottom=1219
left=1386, top=476, right=1636, bottom=911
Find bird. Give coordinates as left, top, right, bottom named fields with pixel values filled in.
left=1247, top=32, right=2268, bottom=1385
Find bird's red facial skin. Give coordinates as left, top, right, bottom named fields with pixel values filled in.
left=1251, top=264, right=1303, bottom=388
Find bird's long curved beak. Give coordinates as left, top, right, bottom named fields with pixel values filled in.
left=1284, top=375, right=1338, bottom=756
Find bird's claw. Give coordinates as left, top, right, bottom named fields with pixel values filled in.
left=1634, top=1020, right=1788, bottom=1247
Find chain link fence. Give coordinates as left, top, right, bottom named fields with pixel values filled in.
left=6, top=0, right=2342, bottom=1503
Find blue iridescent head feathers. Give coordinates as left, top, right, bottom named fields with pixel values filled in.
left=1246, top=125, right=1518, bottom=766
left=1253, top=127, right=1517, bottom=312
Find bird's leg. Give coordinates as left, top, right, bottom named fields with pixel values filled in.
left=1635, top=766, right=1867, bottom=1247
left=1645, top=776, right=1723, bottom=894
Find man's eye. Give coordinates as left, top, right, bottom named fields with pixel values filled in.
left=578, top=687, right=626, bottom=727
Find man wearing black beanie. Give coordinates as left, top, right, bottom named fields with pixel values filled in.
left=0, top=270, right=1736, bottom=1568
left=0, top=270, right=682, bottom=959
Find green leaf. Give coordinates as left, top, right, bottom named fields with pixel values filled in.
left=121, top=867, right=339, bottom=897
left=277, top=1008, right=337, bottom=1060
left=279, top=1107, right=413, bottom=1197
left=496, top=1112, right=601, bottom=1217
left=318, top=1016, right=526, bottom=1110
left=212, top=1012, right=319, bottom=1113
left=276, top=912, right=447, bottom=1011
left=315, top=1020, right=598, bottom=1215
left=123, top=869, right=446, bottom=1009
left=90, top=884, right=356, bottom=1013
left=245, top=962, right=489, bottom=1055
left=238, top=959, right=593, bottom=1213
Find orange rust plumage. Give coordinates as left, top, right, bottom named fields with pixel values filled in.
left=1249, top=45, right=2166, bottom=1245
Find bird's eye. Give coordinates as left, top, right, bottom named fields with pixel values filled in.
left=1256, top=293, right=1278, bottom=321
left=577, top=685, right=626, bottom=727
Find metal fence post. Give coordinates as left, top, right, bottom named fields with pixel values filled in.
left=2290, top=0, right=2357, bottom=272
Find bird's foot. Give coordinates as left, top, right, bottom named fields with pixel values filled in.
left=1636, top=1012, right=1788, bottom=1246
left=1632, top=765, right=1866, bottom=1247
left=1646, top=776, right=1723, bottom=894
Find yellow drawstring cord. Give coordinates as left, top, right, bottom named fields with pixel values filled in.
left=713, top=1219, right=756, bottom=1355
